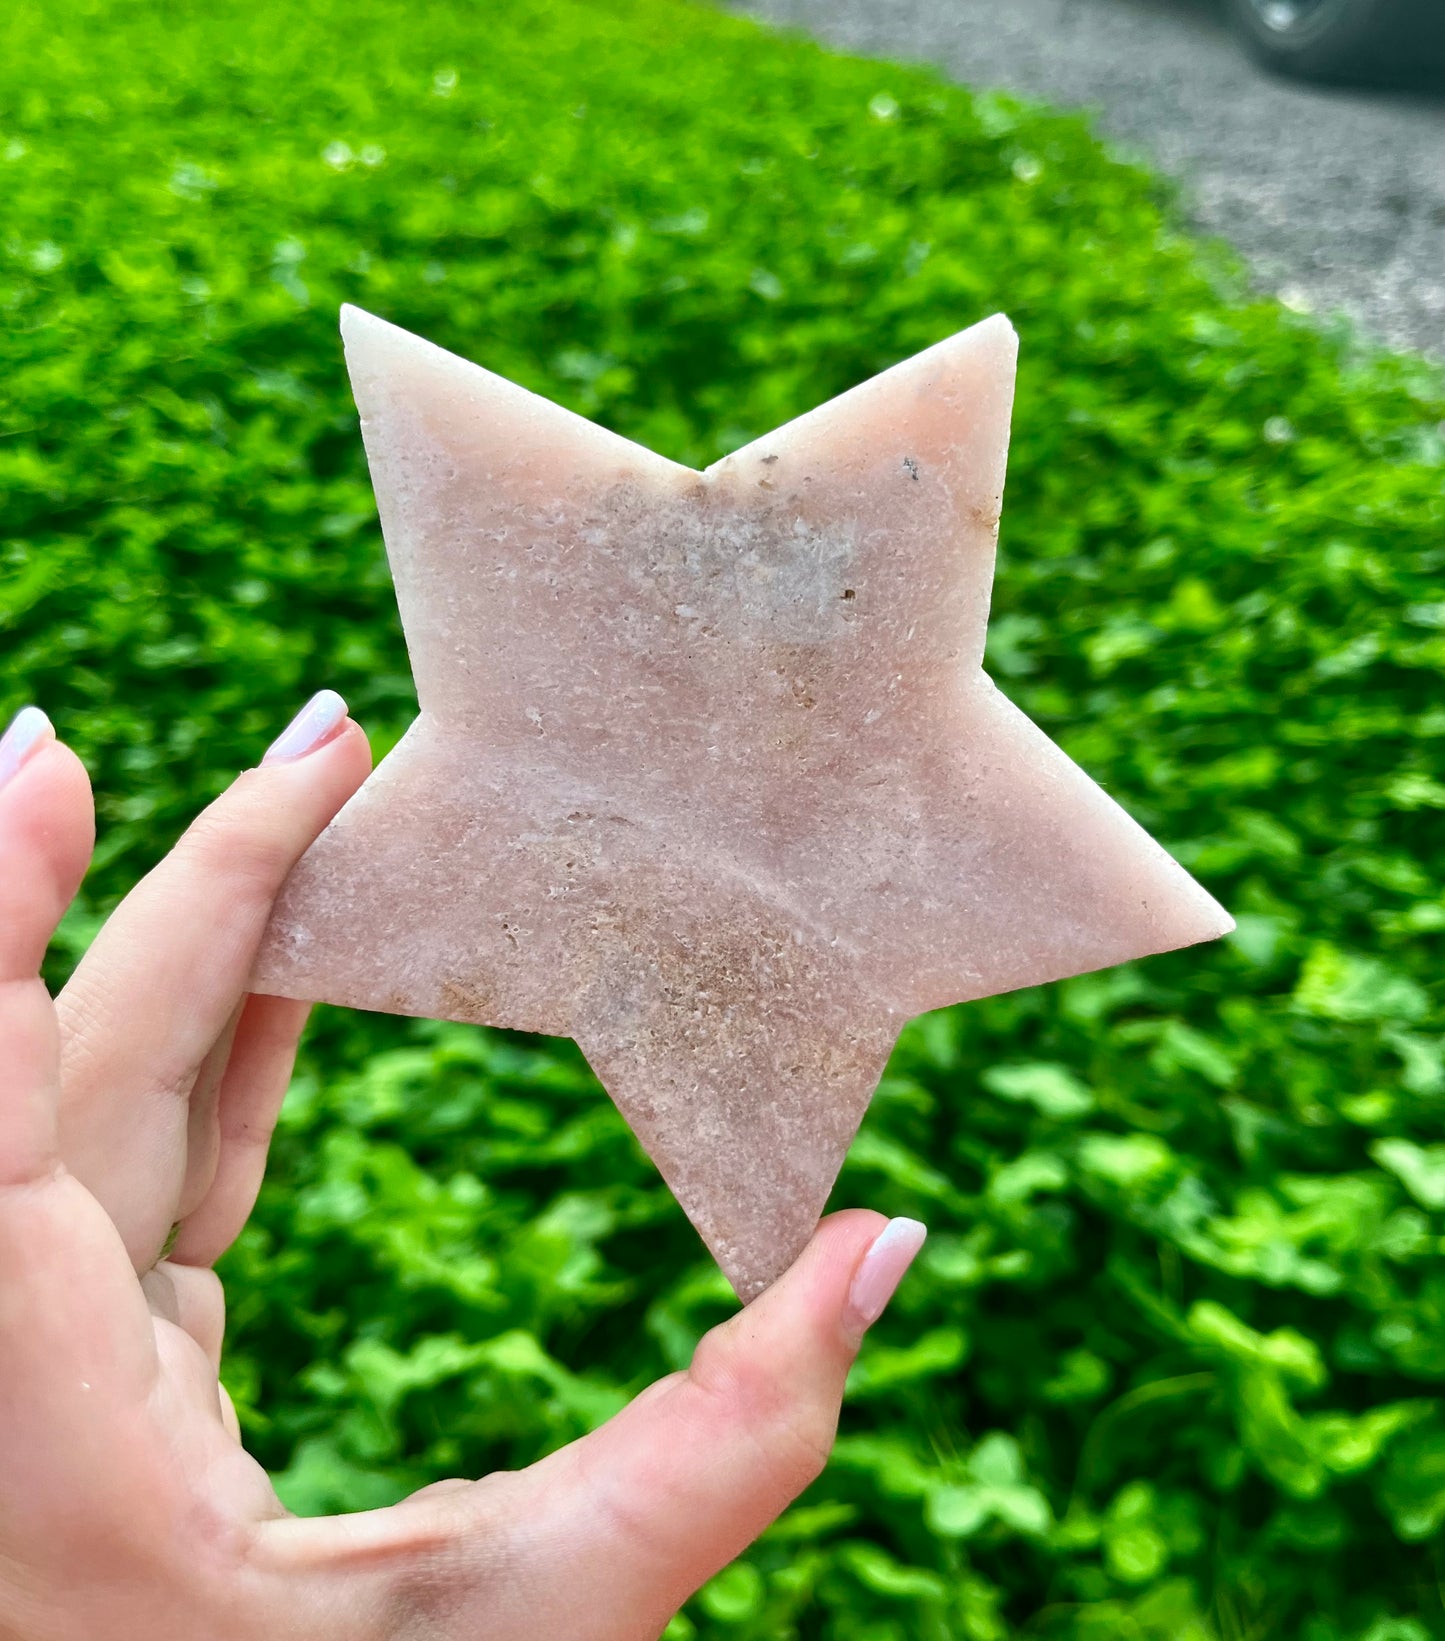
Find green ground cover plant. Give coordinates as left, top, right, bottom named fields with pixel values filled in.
left=3, top=0, right=1444, bottom=1634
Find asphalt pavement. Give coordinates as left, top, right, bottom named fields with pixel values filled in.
left=725, top=0, right=1445, bottom=360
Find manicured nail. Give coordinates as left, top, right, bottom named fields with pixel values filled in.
left=0, top=706, right=54, bottom=792
left=262, top=690, right=349, bottom=765
left=846, top=1217, right=928, bottom=1343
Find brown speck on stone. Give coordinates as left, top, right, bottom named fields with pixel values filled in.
left=438, top=976, right=492, bottom=1021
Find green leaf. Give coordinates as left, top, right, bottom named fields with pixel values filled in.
left=1378, top=1424, right=1445, bottom=1540
left=1294, top=945, right=1430, bottom=1025
left=1371, top=1139, right=1445, bottom=1210
left=697, top=1562, right=764, bottom=1623
left=1077, top=1133, right=1175, bottom=1189
left=982, top=1061, right=1096, bottom=1117
left=925, top=1484, right=991, bottom=1540
left=1106, top=1524, right=1169, bottom=1584
left=1188, top=1300, right=1327, bottom=1389
left=839, top=1543, right=948, bottom=1602
left=970, top=1432, right=1025, bottom=1487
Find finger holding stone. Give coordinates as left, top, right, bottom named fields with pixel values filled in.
left=504, top=1209, right=926, bottom=1632
left=54, top=692, right=371, bottom=1269
left=253, top=1210, right=928, bottom=1639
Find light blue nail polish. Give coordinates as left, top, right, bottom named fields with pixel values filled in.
left=0, top=706, right=54, bottom=791
left=262, top=690, right=349, bottom=765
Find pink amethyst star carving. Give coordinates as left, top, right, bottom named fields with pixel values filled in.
left=252, top=306, right=1232, bottom=1302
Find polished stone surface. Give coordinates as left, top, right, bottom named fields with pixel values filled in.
left=253, top=306, right=1232, bottom=1300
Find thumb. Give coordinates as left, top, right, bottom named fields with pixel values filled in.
left=511, top=1209, right=928, bottom=1638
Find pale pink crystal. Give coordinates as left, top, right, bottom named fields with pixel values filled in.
left=252, top=306, right=1232, bottom=1302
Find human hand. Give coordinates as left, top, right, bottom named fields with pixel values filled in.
left=0, top=696, right=926, bottom=1641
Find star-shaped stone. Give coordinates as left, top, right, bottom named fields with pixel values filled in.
left=253, top=306, right=1232, bottom=1301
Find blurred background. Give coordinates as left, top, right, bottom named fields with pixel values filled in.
left=1, top=0, right=1443, bottom=1637
left=733, top=0, right=1445, bottom=358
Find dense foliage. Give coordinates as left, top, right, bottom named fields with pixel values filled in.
left=3, top=0, right=1445, bottom=1634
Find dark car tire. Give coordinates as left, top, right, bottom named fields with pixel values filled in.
left=1225, top=0, right=1445, bottom=82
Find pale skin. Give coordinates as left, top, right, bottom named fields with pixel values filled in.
left=0, top=698, right=926, bottom=1641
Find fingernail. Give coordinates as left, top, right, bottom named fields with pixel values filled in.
left=846, top=1217, right=928, bottom=1343
left=0, top=706, right=55, bottom=792
left=262, top=690, right=348, bottom=765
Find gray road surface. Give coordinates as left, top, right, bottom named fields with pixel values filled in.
left=726, top=0, right=1445, bottom=360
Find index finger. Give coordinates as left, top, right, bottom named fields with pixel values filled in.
left=55, top=693, right=371, bottom=1268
